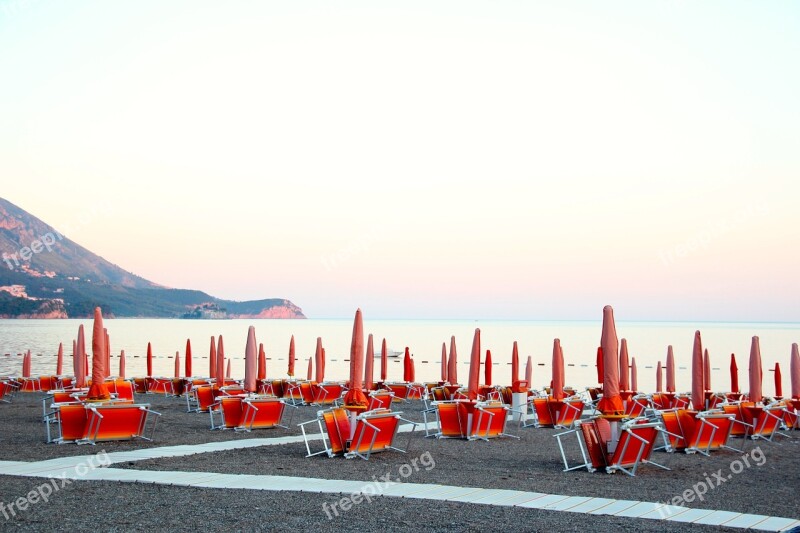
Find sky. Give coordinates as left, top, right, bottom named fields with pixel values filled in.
left=1, top=1, right=799, bottom=321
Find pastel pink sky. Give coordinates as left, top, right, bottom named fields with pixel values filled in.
left=1, top=2, right=798, bottom=320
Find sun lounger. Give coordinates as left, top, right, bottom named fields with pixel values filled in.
left=210, top=395, right=294, bottom=431
left=345, top=409, right=416, bottom=460
left=299, top=406, right=352, bottom=457
left=428, top=400, right=469, bottom=438
left=529, top=397, right=584, bottom=429
left=189, top=384, right=219, bottom=413
left=367, top=389, right=395, bottom=411
left=720, top=402, right=756, bottom=438
left=749, top=404, right=789, bottom=442
left=146, top=377, right=174, bottom=395
left=313, top=382, right=344, bottom=406
left=470, top=401, right=518, bottom=441
left=555, top=417, right=669, bottom=476
left=686, top=411, right=737, bottom=455
left=1, top=379, right=21, bottom=403
left=80, top=403, right=160, bottom=445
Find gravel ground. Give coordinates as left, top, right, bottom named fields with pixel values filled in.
left=1, top=391, right=798, bottom=531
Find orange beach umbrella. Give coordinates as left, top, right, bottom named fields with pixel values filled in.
left=343, top=309, right=368, bottom=407
left=174, top=352, right=181, bottom=378
left=56, top=343, right=63, bottom=376
left=209, top=336, right=216, bottom=379
left=146, top=342, right=153, bottom=378
left=244, top=326, right=257, bottom=392
left=484, top=349, right=492, bottom=386
left=467, top=328, right=480, bottom=400
left=618, top=339, right=630, bottom=392
left=306, top=357, right=312, bottom=380
left=185, top=339, right=192, bottom=378
left=315, top=337, right=324, bottom=383
left=597, top=305, right=623, bottom=414
left=596, top=347, right=603, bottom=384
left=75, top=326, right=86, bottom=388
left=380, top=338, right=388, bottom=382
left=119, top=350, right=126, bottom=379
left=691, top=330, right=704, bottom=411
left=87, top=307, right=110, bottom=401
left=730, top=353, right=740, bottom=393
left=511, top=341, right=519, bottom=386
left=704, top=349, right=711, bottom=391
left=656, top=361, right=663, bottom=392
left=217, top=336, right=225, bottom=385
left=551, top=339, right=564, bottom=401
left=403, top=347, right=412, bottom=382
left=288, top=335, right=296, bottom=377
left=257, top=343, right=266, bottom=381
left=440, top=343, right=447, bottom=382
left=666, top=346, right=676, bottom=393
left=448, top=336, right=458, bottom=385
left=774, top=363, right=782, bottom=398
left=791, top=343, right=800, bottom=400
left=525, top=355, right=532, bottom=387
left=226, top=358, right=231, bottom=379
left=364, top=334, right=374, bottom=390
left=749, top=336, right=763, bottom=402
left=630, top=357, right=638, bottom=393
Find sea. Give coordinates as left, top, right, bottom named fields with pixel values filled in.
left=1, top=318, right=797, bottom=395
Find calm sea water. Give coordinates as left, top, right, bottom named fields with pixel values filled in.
left=1, top=318, right=797, bottom=395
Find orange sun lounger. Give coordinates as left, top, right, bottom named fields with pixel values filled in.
left=555, top=417, right=669, bottom=476
left=299, top=407, right=416, bottom=460
left=368, top=389, right=395, bottom=411
left=313, top=382, right=345, bottom=406
left=470, top=401, right=518, bottom=441
left=210, top=395, right=294, bottom=431
left=1, top=379, right=21, bottom=403
left=529, top=397, right=584, bottom=429
left=46, top=402, right=160, bottom=445
left=657, top=409, right=737, bottom=454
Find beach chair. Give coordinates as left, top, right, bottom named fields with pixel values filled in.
left=1, top=379, right=20, bottom=403
left=80, top=403, right=160, bottom=445
left=345, top=409, right=417, bottom=460
left=384, top=382, right=411, bottom=402
left=750, top=404, right=789, bottom=442
left=470, top=401, right=518, bottom=441
left=555, top=418, right=668, bottom=476
left=46, top=402, right=89, bottom=444
left=780, top=401, right=798, bottom=430
left=283, top=380, right=305, bottom=405
left=720, top=403, right=755, bottom=438
left=240, top=396, right=295, bottom=431
left=20, top=377, right=41, bottom=392
left=107, top=379, right=135, bottom=401
left=147, top=377, right=174, bottom=395
left=685, top=411, right=737, bottom=455
left=191, top=385, right=219, bottom=413
left=299, top=407, right=354, bottom=457
left=656, top=409, right=697, bottom=452
left=530, top=397, right=584, bottom=429
left=423, top=400, right=469, bottom=439
left=624, top=395, right=650, bottom=418
left=367, top=389, right=395, bottom=411
left=313, top=382, right=344, bottom=406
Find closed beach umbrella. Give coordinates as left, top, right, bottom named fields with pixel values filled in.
left=380, top=338, right=388, bottom=382
left=749, top=336, right=763, bottom=402
left=525, top=355, right=532, bottom=387
left=104, top=329, right=110, bottom=380
left=288, top=335, right=296, bottom=377
left=174, top=352, right=181, bottom=378
left=306, top=357, right=313, bottom=380
left=22, top=350, right=29, bottom=377
left=691, top=330, right=704, bottom=411
left=448, top=336, right=458, bottom=385
left=209, top=336, right=216, bottom=380
left=321, top=348, right=326, bottom=381
left=403, top=347, right=411, bottom=382
left=774, top=363, right=782, bottom=398
left=467, top=328, right=480, bottom=400
left=226, top=358, right=231, bottom=379
left=552, top=339, right=564, bottom=401
left=656, top=361, right=663, bottom=392
left=119, top=350, right=126, bottom=379
left=511, top=341, right=520, bottom=385
left=410, top=356, right=416, bottom=382
left=185, top=339, right=192, bottom=378
left=72, top=339, right=77, bottom=380
left=217, top=336, right=225, bottom=385
left=791, top=343, right=800, bottom=400
left=485, top=349, right=492, bottom=386
left=244, top=326, right=257, bottom=392
left=666, top=346, right=676, bottom=393
left=56, top=342, right=63, bottom=376
left=440, top=343, right=447, bottom=382
left=146, top=342, right=153, bottom=378
left=630, top=357, right=638, bottom=393
left=598, top=305, right=623, bottom=414
left=315, top=337, right=324, bottom=383
left=343, top=309, right=368, bottom=407
left=618, top=339, right=630, bottom=391
left=364, top=334, right=374, bottom=391
left=257, top=343, right=266, bottom=381
left=730, top=354, right=740, bottom=393
left=87, top=307, right=110, bottom=401
left=75, top=325, right=86, bottom=388
left=704, top=349, right=711, bottom=391
left=596, top=347, right=603, bottom=384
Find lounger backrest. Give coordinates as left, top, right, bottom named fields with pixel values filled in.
left=612, top=422, right=658, bottom=468
left=533, top=398, right=554, bottom=427
left=676, top=410, right=697, bottom=445
left=474, top=403, right=508, bottom=438
left=58, top=403, right=90, bottom=441
left=580, top=420, right=608, bottom=469
left=754, top=407, right=782, bottom=437
left=368, top=391, right=393, bottom=411
left=437, top=402, right=465, bottom=438
left=559, top=400, right=584, bottom=427
left=387, top=383, right=410, bottom=400
left=87, top=404, right=150, bottom=442
left=699, top=414, right=734, bottom=450
left=316, top=383, right=343, bottom=404
left=244, top=397, right=285, bottom=428
left=659, top=410, right=686, bottom=449
left=351, top=411, right=400, bottom=455
left=321, top=408, right=350, bottom=454
left=220, top=396, right=244, bottom=428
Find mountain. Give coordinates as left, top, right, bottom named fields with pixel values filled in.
left=0, top=198, right=305, bottom=319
